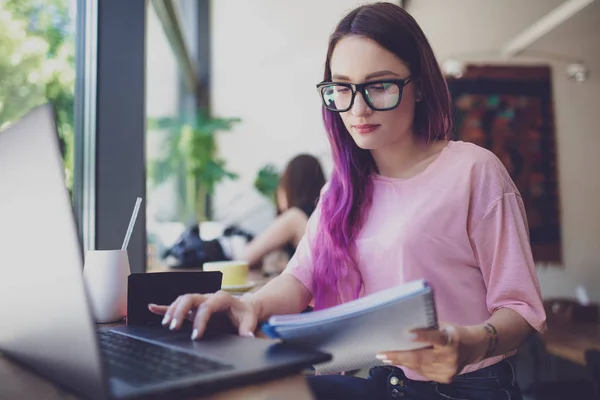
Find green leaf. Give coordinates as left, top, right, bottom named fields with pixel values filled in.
left=254, top=164, right=280, bottom=200
left=146, top=111, right=241, bottom=218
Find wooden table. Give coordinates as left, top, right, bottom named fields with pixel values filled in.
left=541, top=318, right=600, bottom=366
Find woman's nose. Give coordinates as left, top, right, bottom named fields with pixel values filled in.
left=350, top=91, right=372, bottom=117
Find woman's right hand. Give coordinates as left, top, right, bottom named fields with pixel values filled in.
left=147, top=290, right=259, bottom=340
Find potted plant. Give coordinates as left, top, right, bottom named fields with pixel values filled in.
left=148, top=111, right=240, bottom=222
left=253, top=164, right=280, bottom=206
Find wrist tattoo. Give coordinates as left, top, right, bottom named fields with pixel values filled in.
left=483, top=323, right=498, bottom=358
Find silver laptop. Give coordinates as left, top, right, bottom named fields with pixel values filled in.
left=0, top=105, right=329, bottom=399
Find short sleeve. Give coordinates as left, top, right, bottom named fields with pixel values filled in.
left=470, top=193, right=547, bottom=333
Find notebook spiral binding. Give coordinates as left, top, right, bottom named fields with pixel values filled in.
left=424, top=283, right=439, bottom=330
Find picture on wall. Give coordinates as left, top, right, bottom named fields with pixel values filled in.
left=447, top=65, right=561, bottom=263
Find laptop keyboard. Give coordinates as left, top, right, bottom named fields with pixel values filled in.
left=98, top=330, right=233, bottom=387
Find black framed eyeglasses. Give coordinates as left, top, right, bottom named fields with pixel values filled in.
left=316, top=76, right=414, bottom=112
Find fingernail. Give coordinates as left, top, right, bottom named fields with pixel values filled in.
left=375, top=354, right=388, bottom=361
left=191, top=329, right=198, bottom=340
left=148, top=303, right=157, bottom=308
left=162, top=314, right=170, bottom=326
left=382, top=359, right=393, bottom=365
left=246, top=332, right=255, bottom=338
left=408, top=333, right=418, bottom=341
left=169, top=318, right=178, bottom=330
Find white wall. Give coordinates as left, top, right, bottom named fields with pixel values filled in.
left=210, top=0, right=391, bottom=233
left=525, top=61, right=600, bottom=301
left=528, top=4, right=600, bottom=300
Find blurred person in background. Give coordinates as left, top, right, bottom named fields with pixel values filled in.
left=243, top=154, right=326, bottom=269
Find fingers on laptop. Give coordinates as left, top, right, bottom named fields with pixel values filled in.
left=160, top=294, right=205, bottom=331
left=148, top=294, right=204, bottom=329
left=191, top=290, right=233, bottom=340
left=148, top=303, right=195, bottom=321
left=147, top=304, right=168, bottom=315
left=237, top=313, right=257, bottom=338
left=169, top=295, right=205, bottom=330
left=148, top=291, right=236, bottom=340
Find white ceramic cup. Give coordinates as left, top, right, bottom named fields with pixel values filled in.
left=83, top=249, right=131, bottom=323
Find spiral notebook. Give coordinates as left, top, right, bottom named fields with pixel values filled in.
left=261, top=279, right=438, bottom=374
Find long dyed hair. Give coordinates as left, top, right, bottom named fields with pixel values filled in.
left=311, top=2, right=453, bottom=309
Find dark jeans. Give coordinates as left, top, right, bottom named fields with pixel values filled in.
left=307, top=359, right=523, bottom=400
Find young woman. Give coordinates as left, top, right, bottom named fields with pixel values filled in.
left=149, top=3, right=546, bottom=399
left=243, top=154, right=326, bottom=268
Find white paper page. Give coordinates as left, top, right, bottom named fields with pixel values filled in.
left=269, top=280, right=427, bottom=327
left=273, top=288, right=435, bottom=374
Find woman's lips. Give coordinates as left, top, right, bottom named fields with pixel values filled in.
left=353, top=124, right=380, bottom=134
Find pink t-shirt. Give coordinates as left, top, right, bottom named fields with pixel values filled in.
left=283, top=140, right=547, bottom=381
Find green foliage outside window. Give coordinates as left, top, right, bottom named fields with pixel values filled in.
left=0, top=0, right=75, bottom=189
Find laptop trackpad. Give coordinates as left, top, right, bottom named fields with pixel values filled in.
left=107, top=324, right=281, bottom=369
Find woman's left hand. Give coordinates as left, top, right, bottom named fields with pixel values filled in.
left=375, top=324, right=482, bottom=383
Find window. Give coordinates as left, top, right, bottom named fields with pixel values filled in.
left=145, top=1, right=196, bottom=270
left=0, top=0, right=77, bottom=190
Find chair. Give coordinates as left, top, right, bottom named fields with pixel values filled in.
left=585, top=349, right=600, bottom=398
left=526, top=349, right=598, bottom=400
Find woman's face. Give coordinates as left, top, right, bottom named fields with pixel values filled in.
left=329, top=36, right=417, bottom=150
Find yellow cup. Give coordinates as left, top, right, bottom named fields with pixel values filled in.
left=203, top=260, right=249, bottom=287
